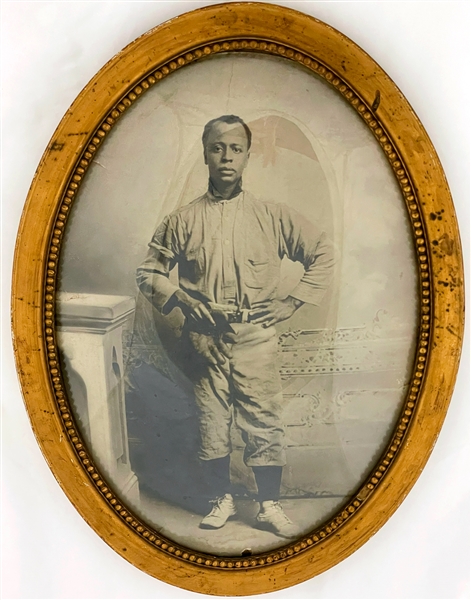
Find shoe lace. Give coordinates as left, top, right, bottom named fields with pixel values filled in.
left=266, top=501, right=292, bottom=524
left=208, top=495, right=229, bottom=514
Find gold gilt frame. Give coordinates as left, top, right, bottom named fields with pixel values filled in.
left=12, top=2, right=464, bottom=596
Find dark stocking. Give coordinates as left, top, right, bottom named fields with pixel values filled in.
left=201, top=455, right=231, bottom=497
left=252, top=465, right=283, bottom=501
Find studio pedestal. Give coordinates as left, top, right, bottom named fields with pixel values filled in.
left=57, top=293, right=139, bottom=506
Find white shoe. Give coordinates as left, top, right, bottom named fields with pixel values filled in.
left=199, top=494, right=236, bottom=529
left=256, top=501, right=298, bottom=538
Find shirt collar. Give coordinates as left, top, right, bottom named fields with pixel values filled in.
left=208, top=178, right=243, bottom=201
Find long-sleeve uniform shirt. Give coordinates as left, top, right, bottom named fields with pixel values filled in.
left=137, top=188, right=335, bottom=314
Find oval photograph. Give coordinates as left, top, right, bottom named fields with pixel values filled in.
left=56, top=51, right=418, bottom=556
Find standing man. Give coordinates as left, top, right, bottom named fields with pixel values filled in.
left=137, top=115, right=335, bottom=538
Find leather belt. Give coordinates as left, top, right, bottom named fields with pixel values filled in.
left=226, top=309, right=251, bottom=324
left=208, top=303, right=252, bottom=324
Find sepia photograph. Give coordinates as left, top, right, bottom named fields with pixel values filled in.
left=5, top=0, right=468, bottom=597
left=55, top=51, right=419, bottom=556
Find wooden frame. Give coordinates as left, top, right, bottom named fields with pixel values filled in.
left=11, top=2, right=464, bottom=595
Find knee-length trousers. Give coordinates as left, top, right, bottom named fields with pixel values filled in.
left=192, top=323, right=286, bottom=467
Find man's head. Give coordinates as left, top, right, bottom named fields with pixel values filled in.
left=202, top=115, right=251, bottom=189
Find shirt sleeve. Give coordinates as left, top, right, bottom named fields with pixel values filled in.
left=136, top=215, right=181, bottom=313
left=277, top=204, right=338, bottom=306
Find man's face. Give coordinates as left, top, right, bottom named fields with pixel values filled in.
left=204, top=121, right=250, bottom=187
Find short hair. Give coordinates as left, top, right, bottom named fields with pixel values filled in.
left=202, top=115, right=252, bottom=149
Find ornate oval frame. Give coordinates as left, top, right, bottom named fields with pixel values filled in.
left=12, top=2, right=464, bottom=596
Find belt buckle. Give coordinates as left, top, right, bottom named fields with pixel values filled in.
left=224, top=308, right=250, bottom=324
left=227, top=312, right=239, bottom=324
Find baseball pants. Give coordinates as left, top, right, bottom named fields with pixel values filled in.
left=192, top=323, right=286, bottom=467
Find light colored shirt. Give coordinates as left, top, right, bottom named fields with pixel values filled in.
left=136, top=188, right=336, bottom=313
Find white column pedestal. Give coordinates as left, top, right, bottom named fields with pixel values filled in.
left=57, top=293, right=139, bottom=507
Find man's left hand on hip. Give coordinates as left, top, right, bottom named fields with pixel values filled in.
left=250, top=297, right=303, bottom=327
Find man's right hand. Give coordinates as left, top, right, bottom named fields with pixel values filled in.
left=188, top=331, right=234, bottom=366
left=174, top=289, right=216, bottom=327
